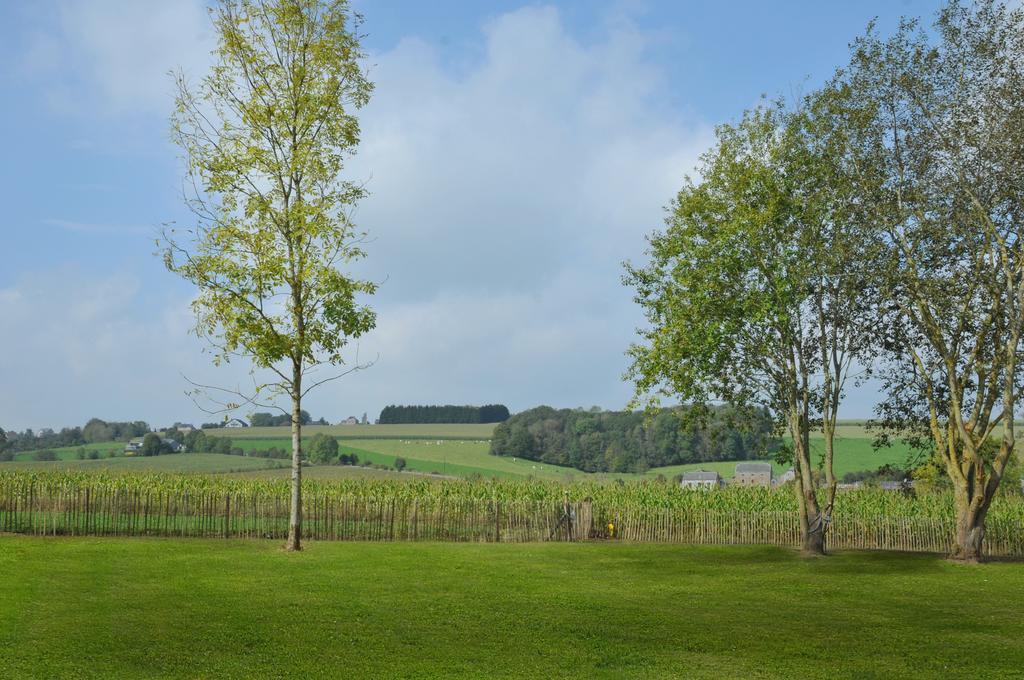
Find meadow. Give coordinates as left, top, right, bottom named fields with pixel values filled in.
left=1, top=421, right=920, bottom=482
left=227, top=422, right=498, bottom=440
left=2, top=537, right=1023, bottom=678
left=1, top=454, right=285, bottom=475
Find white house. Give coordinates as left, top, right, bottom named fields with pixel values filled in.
left=680, top=470, right=724, bottom=489
left=773, top=468, right=796, bottom=486
left=339, top=416, right=359, bottom=426
left=224, top=418, right=249, bottom=428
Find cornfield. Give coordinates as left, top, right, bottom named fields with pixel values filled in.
left=1, top=471, right=1022, bottom=555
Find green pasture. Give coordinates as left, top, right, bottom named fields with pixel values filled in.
left=2, top=537, right=1023, bottom=678
left=223, top=464, right=448, bottom=481
left=10, top=441, right=125, bottom=462
left=226, top=422, right=497, bottom=440
left=0, top=454, right=285, bottom=475
left=3, top=421, right=925, bottom=481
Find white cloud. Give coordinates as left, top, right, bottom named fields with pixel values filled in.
left=1, top=5, right=720, bottom=428
left=313, top=6, right=711, bottom=413
left=0, top=269, right=255, bottom=430
left=25, top=0, right=213, bottom=115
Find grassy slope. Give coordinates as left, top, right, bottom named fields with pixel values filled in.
left=4, top=422, right=919, bottom=481
left=10, top=441, right=127, bottom=462
left=227, top=423, right=497, bottom=439
left=223, top=465, right=450, bottom=481
left=2, top=538, right=1023, bottom=679
left=0, top=454, right=285, bottom=474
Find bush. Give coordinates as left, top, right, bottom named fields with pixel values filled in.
left=308, top=433, right=339, bottom=464
left=76, top=447, right=87, bottom=460
left=141, top=433, right=164, bottom=457
left=248, top=446, right=290, bottom=460
left=33, top=449, right=58, bottom=461
left=88, top=450, right=100, bottom=460
left=0, top=451, right=13, bottom=462
left=394, top=457, right=407, bottom=472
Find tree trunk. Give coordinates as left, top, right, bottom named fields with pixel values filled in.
left=789, top=408, right=825, bottom=557
left=951, top=496, right=987, bottom=563
left=286, top=376, right=303, bottom=551
left=803, top=520, right=825, bottom=555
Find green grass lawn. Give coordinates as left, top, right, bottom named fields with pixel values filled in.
left=1, top=538, right=1022, bottom=678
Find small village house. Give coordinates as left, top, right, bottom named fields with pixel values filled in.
left=733, top=462, right=773, bottom=487
left=680, top=470, right=724, bottom=489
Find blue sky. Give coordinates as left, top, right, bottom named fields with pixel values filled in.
left=0, top=0, right=946, bottom=430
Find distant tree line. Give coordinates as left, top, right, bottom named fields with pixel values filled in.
left=0, top=418, right=151, bottom=454
left=378, top=404, right=510, bottom=424
left=249, top=411, right=314, bottom=427
left=490, top=405, right=778, bottom=473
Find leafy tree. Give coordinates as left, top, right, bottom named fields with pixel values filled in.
left=163, top=427, right=184, bottom=446
left=491, top=405, right=775, bottom=473
left=141, top=433, right=165, bottom=457
left=163, top=0, right=377, bottom=551
left=0, top=427, right=6, bottom=452
left=624, top=97, right=875, bottom=554
left=184, top=429, right=207, bottom=453
left=394, top=456, right=407, bottom=471
left=843, top=0, right=1024, bottom=560
left=32, top=450, right=57, bottom=462
left=250, top=410, right=313, bottom=427
left=308, top=433, right=339, bottom=463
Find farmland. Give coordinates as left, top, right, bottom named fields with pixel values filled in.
left=0, top=421, right=921, bottom=482
left=2, top=537, right=1024, bottom=678
left=226, top=422, right=497, bottom=440
left=1, top=454, right=286, bottom=475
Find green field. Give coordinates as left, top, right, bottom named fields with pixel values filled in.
left=3, top=421, right=921, bottom=481
left=223, top=464, right=449, bottom=481
left=9, top=441, right=126, bottom=462
left=1, top=537, right=1022, bottom=678
left=0, top=453, right=286, bottom=474
left=226, top=423, right=498, bottom=440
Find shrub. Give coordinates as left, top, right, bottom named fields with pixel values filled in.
left=308, top=434, right=339, bottom=464
left=0, top=451, right=13, bottom=462
left=76, top=447, right=87, bottom=460
left=33, top=449, right=58, bottom=461
left=394, top=457, right=407, bottom=472
left=141, top=433, right=164, bottom=457
left=88, top=450, right=100, bottom=460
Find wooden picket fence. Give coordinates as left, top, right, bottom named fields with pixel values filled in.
left=2, top=483, right=1022, bottom=557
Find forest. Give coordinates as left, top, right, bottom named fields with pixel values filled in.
left=490, top=405, right=778, bottom=473
left=378, top=404, right=510, bottom=424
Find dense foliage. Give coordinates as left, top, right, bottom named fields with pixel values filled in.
left=249, top=411, right=319, bottom=427
left=0, top=418, right=150, bottom=453
left=378, top=404, right=510, bottom=424
left=490, top=406, right=778, bottom=473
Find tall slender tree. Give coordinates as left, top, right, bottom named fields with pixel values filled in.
left=163, top=0, right=376, bottom=551
left=842, top=0, right=1024, bottom=561
left=625, top=96, right=875, bottom=554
